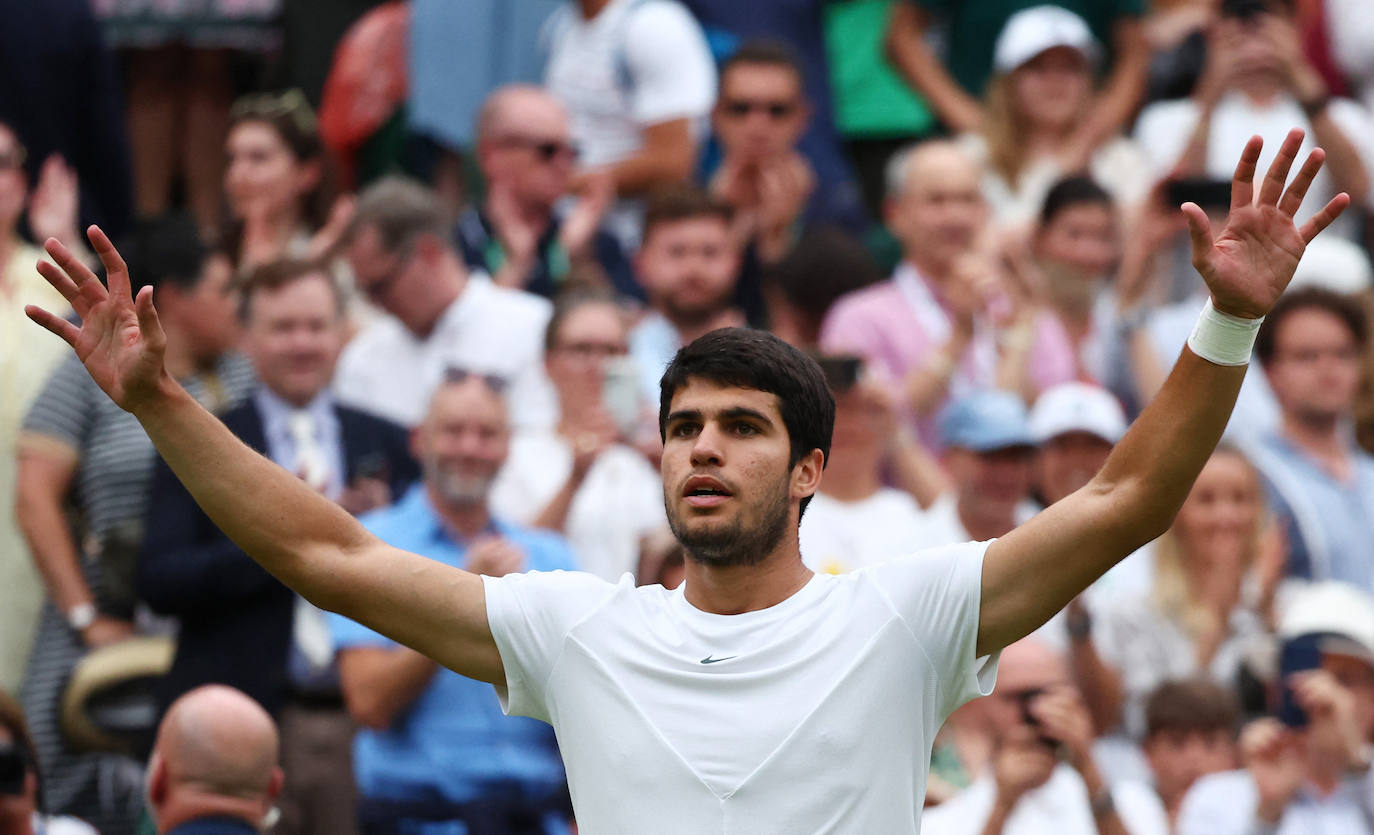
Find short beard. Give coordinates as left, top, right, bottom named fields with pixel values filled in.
left=424, top=458, right=492, bottom=506
left=666, top=472, right=792, bottom=567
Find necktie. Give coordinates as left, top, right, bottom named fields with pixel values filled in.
left=287, top=410, right=330, bottom=493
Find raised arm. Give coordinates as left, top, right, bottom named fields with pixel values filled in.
left=976, top=129, right=1349, bottom=657
left=25, top=230, right=505, bottom=684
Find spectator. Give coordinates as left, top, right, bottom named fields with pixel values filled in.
left=1177, top=581, right=1374, bottom=834
left=884, top=0, right=1149, bottom=152
left=222, top=90, right=349, bottom=273
left=0, top=120, right=84, bottom=693
left=333, top=177, right=556, bottom=430
left=144, top=685, right=284, bottom=835
left=627, top=185, right=745, bottom=403
left=819, top=141, right=1075, bottom=451
left=762, top=224, right=882, bottom=350
left=708, top=41, right=815, bottom=271
left=138, top=260, right=420, bottom=835
left=331, top=374, right=573, bottom=833
left=922, top=638, right=1169, bottom=835
left=1249, top=288, right=1374, bottom=591
left=95, top=0, right=279, bottom=234
left=1141, top=678, right=1240, bottom=827
left=15, top=216, right=254, bottom=835
left=491, top=290, right=666, bottom=582
left=0, top=690, right=96, bottom=835
left=456, top=85, right=639, bottom=301
left=542, top=0, right=716, bottom=247
left=0, top=0, right=133, bottom=238
left=1089, top=446, right=1282, bottom=739
left=1134, top=0, right=1374, bottom=242
left=959, top=6, right=1150, bottom=228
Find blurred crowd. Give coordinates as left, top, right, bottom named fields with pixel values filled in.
left=2, top=0, right=1374, bottom=833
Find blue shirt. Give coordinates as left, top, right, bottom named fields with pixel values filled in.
left=1247, top=431, right=1374, bottom=593
left=329, top=486, right=576, bottom=806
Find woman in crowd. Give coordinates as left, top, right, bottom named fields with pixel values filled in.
left=960, top=6, right=1150, bottom=230
left=1086, top=445, right=1284, bottom=740
left=14, top=216, right=254, bottom=835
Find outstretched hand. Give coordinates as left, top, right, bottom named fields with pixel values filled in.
left=25, top=227, right=169, bottom=414
left=1184, top=128, right=1349, bottom=319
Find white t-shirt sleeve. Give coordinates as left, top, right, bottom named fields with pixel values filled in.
left=1133, top=99, right=1200, bottom=181
left=622, top=1, right=716, bottom=126
left=482, top=569, right=619, bottom=722
left=868, top=540, right=1000, bottom=719
left=1113, top=780, right=1172, bottom=835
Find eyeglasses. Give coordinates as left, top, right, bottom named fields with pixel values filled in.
left=356, top=247, right=416, bottom=304
left=497, top=135, right=579, bottom=163
left=722, top=99, right=798, bottom=120
left=0, top=145, right=26, bottom=171
left=442, top=366, right=509, bottom=393
left=230, top=88, right=318, bottom=136
left=553, top=340, right=629, bottom=362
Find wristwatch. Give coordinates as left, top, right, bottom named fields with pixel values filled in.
left=1090, top=788, right=1115, bottom=817
left=66, top=602, right=97, bottom=632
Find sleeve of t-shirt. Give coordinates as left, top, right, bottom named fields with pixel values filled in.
left=482, top=569, right=620, bottom=722
left=1113, top=779, right=1172, bottom=835
left=21, top=354, right=99, bottom=453
left=868, top=540, right=1000, bottom=720
left=622, top=2, right=717, bottom=126
left=1132, top=99, right=1200, bottom=181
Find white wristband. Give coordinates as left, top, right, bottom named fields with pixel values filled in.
left=1187, top=298, right=1264, bottom=366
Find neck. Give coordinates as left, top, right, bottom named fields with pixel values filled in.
left=683, top=539, right=813, bottom=615
left=579, top=0, right=612, bottom=18
left=426, top=484, right=492, bottom=541
left=667, top=307, right=743, bottom=346
left=266, top=385, right=323, bottom=411
left=819, top=448, right=883, bottom=502
left=957, top=495, right=1016, bottom=542
left=155, top=791, right=263, bottom=834
left=906, top=253, right=953, bottom=287
left=1282, top=411, right=1347, bottom=467
left=411, top=260, right=467, bottom=339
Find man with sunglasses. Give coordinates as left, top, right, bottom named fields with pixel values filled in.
left=457, top=85, right=642, bottom=302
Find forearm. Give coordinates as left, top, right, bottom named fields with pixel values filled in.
left=1175, top=103, right=1217, bottom=176
left=906, top=330, right=971, bottom=415
left=1070, top=636, right=1125, bottom=735
left=980, top=799, right=1012, bottom=835
left=339, top=647, right=438, bottom=730
left=603, top=139, right=695, bottom=196
left=1308, top=110, right=1371, bottom=204
left=993, top=320, right=1036, bottom=402
left=532, top=472, right=584, bottom=532
left=16, top=472, right=93, bottom=614
left=1075, top=759, right=1129, bottom=835
left=1078, top=22, right=1148, bottom=149
left=885, top=3, right=983, bottom=133
left=888, top=429, right=951, bottom=510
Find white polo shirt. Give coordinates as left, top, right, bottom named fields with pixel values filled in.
left=484, top=540, right=999, bottom=833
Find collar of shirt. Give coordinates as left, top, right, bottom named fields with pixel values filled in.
left=392, top=483, right=510, bottom=551
left=254, top=386, right=343, bottom=494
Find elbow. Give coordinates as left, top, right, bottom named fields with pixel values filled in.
left=1084, top=475, right=1176, bottom=551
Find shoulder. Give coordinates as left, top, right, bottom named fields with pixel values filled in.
left=341, top=316, right=408, bottom=359
left=470, top=276, right=553, bottom=320
left=336, top=404, right=408, bottom=438
left=1179, top=769, right=1255, bottom=816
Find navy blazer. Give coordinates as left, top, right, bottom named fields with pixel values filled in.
left=138, top=395, right=419, bottom=717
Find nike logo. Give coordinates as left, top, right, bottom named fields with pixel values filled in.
left=700, top=655, right=737, bottom=664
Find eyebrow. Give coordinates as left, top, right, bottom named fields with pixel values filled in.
left=665, top=407, right=775, bottom=428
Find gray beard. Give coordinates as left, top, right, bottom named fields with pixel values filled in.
left=665, top=474, right=791, bottom=567
left=424, top=459, right=492, bottom=506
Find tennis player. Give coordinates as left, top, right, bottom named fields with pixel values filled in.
left=27, top=130, right=1346, bottom=833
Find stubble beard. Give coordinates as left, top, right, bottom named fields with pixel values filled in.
left=666, top=472, right=792, bottom=567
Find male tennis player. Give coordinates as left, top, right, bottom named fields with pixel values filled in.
left=27, top=130, right=1346, bottom=833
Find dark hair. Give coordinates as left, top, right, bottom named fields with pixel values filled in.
left=0, top=689, right=43, bottom=810
left=1255, top=286, right=1368, bottom=366
left=768, top=225, right=882, bottom=319
left=1144, top=678, right=1239, bottom=740
left=235, top=259, right=344, bottom=322
left=641, top=184, right=733, bottom=245
left=1039, top=175, right=1113, bottom=228
left=118, top=213, right=214, bottom=297
left=658, top=328, right=834, bottom=516
left=543, top=288, right=624, bottom=352
left=720, top=40, right=805, bottom=89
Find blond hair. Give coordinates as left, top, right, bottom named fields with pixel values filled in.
left=981, top=66, right=1091, bottom=190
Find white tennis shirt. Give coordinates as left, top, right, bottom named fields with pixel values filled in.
left=483, top=540, right=999, bottom=833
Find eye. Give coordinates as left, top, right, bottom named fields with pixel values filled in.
left=669, top=421, right=699, bottom=439
left=732, top=422, right=759, bottom=437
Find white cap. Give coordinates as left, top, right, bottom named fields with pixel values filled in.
left=993, top=5, right=1100, bottom=73
left=1279, top=581, right=1374, bottom=663
left=1028, top=382, right=1127, bottom=445
left=1289, top=235, right=1374, bottom=295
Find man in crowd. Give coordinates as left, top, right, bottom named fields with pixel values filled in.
left=139, top=260, right=419, bottom=835
left=820, top=140, right=1075, bottom=450
left=456, top=85, right=641, bottom=300
left=144, top=686, right=283, bottom=835
left=330, top=374, right=574, bottom=832
left=542, top=0, right=716, bottom=246
left=1141, top=679, right=1239, bottom=828
left=922, top=639, right=1169, bottom=835
left=334, top=177, right=556, bottom=430
left=627, top=185, right=745, bottom=402
left=1177, top=582, right=1374, bottom=833
left=1248, top=287, right=1374, bottom=592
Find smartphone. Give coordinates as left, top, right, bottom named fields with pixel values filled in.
left=1166, top=178, right=1234, bottom=212
left=603, top=356, right=643, bottom=439
left=1017, top=688, right=1057, bottom=749
left=1275, top=634, right=1324, bottom=728
left=815, top=355, right=863, bottom=395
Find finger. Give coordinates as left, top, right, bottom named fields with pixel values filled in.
left=1278, top=148, right=1325, bottom=217
left=135, top=285, right=168, bottom=354
left=35, top=259, right=86, bottom=308
left=1299, top=192, right=1351, bottom=243
left=1182, top=202, right=1214, bottom=259
left=25, top=305, right=80, bottom=347
left=1257, top=128, right=1304, bottom=207
left=87, top=226, right=133, bottom=302
left=44, top=236, right=103, bottom=291
left=1231, top=135, right=1263, bottom=209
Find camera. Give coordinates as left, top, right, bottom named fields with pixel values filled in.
left=1220, top=0, right=1273, bottom=20
left=0, top=741, right=28, bottom=796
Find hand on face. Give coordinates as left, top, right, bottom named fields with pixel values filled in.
left=993, top=724, right=1057, bottom=805
left=1028, top=686, right=1095, bottom=767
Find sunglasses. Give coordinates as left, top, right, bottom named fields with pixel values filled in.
left=443, top=366, right=509, bottom=394
left=722, top=99, right=798, bottom=120
left=498, top=135, right=578, bottom=163
left=230, top=88, right=318, bottom=136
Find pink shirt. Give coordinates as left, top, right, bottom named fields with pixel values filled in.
left=819, top=263, right=1076, bottom=450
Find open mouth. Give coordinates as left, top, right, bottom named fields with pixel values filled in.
left=683, top=475, right=733, bottom=508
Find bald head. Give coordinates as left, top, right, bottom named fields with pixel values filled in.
left=477, top=85, right=569, bottom=143
left=475, top=85, right=577, bottom=210
left=884, top=139, right=987, bottom=277
left=998, top=638, right=1070, bottom=693
left=155, top=686, right=279, bottom=799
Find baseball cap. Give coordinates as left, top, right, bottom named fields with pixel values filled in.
left=993, top=5, right=1100, bottom=74
left=1279, top=581, right=1374, bottom=664
left=940, top=389, right=1035, bottom=452
left=1028, top=382, right=1128, bottom=445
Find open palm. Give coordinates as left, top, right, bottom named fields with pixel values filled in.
left=26, top=227, right=169, bottom=413
left=1184, top=129, right=1349, bottom=320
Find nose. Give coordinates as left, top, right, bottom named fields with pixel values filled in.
left=690, top=424, right=725, bottom=468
